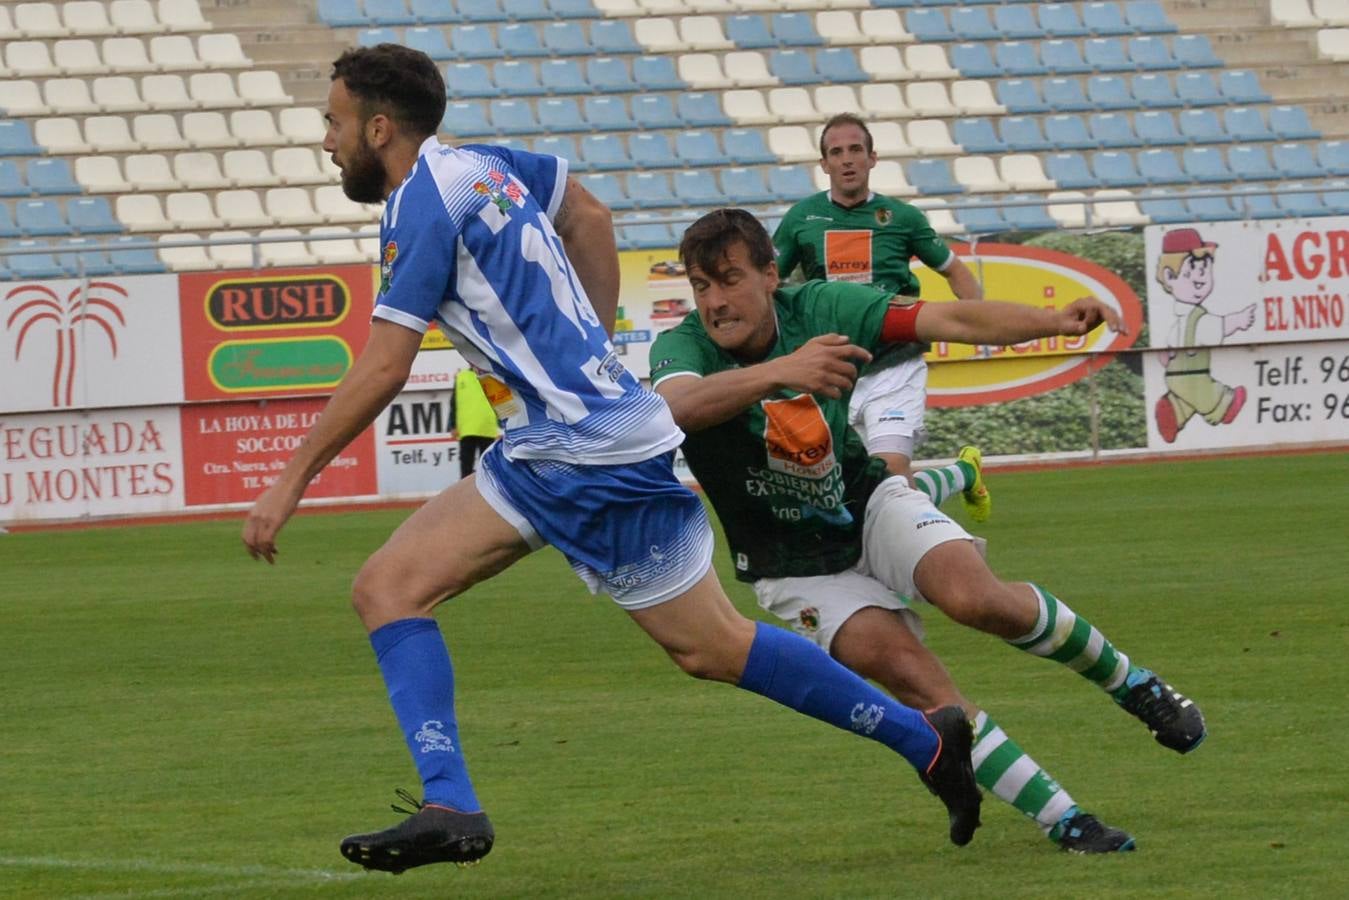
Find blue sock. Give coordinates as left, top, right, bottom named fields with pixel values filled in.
left=737, top=622, right=939, bottom=770
left=369, top=617, right=481, bottom=813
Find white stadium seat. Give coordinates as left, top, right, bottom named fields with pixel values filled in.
left=141, top=73, right=194, bottom=110
left=1000, top=154, right=1055, bottom=191
left=230, top=109, right=282, bottom=147
left=724, top=89, right=775, bottom=125
left=1093, top=190, right=1148, bottom=226
left=859, top=46, right=909, bottom=81
left=63, top=1, right=118, bottom=36
left=259, top=228, right=317, bottom=267
left=172, top=151, right=230, bottom=189
left=636, top=0, right=685, bottom=14
left=905, top=45, right=957, bottom=79
left=198, top=33, right=251, bottom=68
left=183, top=111, right=237, bottom=148
left=53, top=39, right=106, bottom=76
left=952, top=80, right=1004, bottom=116
left=118, top=194, right=170, bottom=231
left=954, top=156, right=1008, bottom=193
left=1314, top=0, right=1349, bottom=25
left=77, top=156, right=133, bottom=193
left=216, top=189, right=272, bottom=227
left=679, top=16, right=732, bottom=51
left=272, top=147, right=328, bottom=185
left=166, top=191, right=224, bottom=229
left=264, top=187, right=321, bottom=226
left=870, top=160, right=915, bottom=197
left=110, top=0, right=164, bottom=34
left=34, top=117, right=91, bottom=153
left=871, top=121, right=912, bottom=157
left=815, top=11, right=865, bottom=45
left=124, top=153, right=180, bottom=190
left=724, top=51, right=778, bottom=87
left=102, top=38, right=156, bottom=73
left=1317, top=27, right=1349, bottom=59
left=633, top=18, right=682, bottom=53
left=149, top=34, right=204, bottom=70
left=6, top=40, right=60, bottom=77
left=91, top=76, right=145, bottom=112
left=190, top=72, right=242, bottom=108
left=767, top=125, right=816, bottom=163
left=239, top=70, right=292, bottom=106
left=767, top=87, right=817, bottom=124
left=858, top=9, right=913, bottom=44
left=677, top=53, right=733, bottom=89
left=222, top=148, right=280, bottom=187
left=905, top=82, right=958, bottom=118
left=1047, top=191, right=1089, bottom=228
left=1271, top=0, right=1320, bottom=26
left=132, top=113, right=189, bottom=150
left=14, top=2, right=65, bottom=38
left=858, top=83, right=910, bottom=119
left=0, top=7, right=13, bottom=39
left=907, top=119, right=961, bottom=155
left=314, top=184, right=379, bottom=224
left=44, top=78, right=100, bottom=114
left=279, top=107, right=325, bottom=145
left=159, top=0, right=211, bottom=33
left=158, top=233, right=216, bottom=271
left=84, top=115, right=141, bottom=152
left=207, top=231, right=257, bottom=269
left=308, top=226, right=368, bottom=265
left=0, top=80, right=46, bottom=115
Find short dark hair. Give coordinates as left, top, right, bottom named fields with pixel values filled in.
left=332, top=44, right=446, bottom=139
left=819, top=113, right=873, bottom=158
left=678, top=209, right=775, bottom=282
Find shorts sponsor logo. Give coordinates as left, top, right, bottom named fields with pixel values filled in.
left=824, top=230, right=873, bottom=284
left=761, top=395, right=835, bottom=479
left=877, top=408, right=908, bottom=424
left=850, top=702, right=885, bottom=735
left=414, top=720, right=456, bottom=754
left=915, top=512, right=953, bottom=530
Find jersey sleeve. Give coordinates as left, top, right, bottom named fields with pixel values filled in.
left=649, top=320, right=719, bottom=385
left=460, top=143, right=569, bottom=221
left=372, top=186, right=454, bottom=334
left=771, top=210, right=803, bottom=279
left=899, top=203, right=956, bottom=271
left=800, top=281, right=894, bottom=352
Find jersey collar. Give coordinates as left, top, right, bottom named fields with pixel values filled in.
left=827, top=190, right=875, bottom=210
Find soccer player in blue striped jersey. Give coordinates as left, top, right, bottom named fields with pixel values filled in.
left=241, top=45, right=982, bottom=874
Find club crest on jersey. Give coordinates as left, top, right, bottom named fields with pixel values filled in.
left=474, top=170, right=523, bottom=214
left=379, top=241, right=397, bottom=294
left=796, top=606, right=820, bottom=637
left=875, top=208, right=893, bottom=226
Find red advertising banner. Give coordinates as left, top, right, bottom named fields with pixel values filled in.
left=178, top=265, right=377, bottom=403
left=180, top=396, right=377, bottom=506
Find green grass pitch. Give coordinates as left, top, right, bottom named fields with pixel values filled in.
left=2, top=451, right=1346, bottom=898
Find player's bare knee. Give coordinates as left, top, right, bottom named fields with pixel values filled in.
left=667, top=644, right=740, bottom=683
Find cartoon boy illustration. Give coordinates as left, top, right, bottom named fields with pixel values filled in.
left=1153, top=228, right=1256, bottom=443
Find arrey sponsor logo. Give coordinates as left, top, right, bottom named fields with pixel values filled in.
left=762, top=394, right=835, bottom=479
left=4, top=282, right=127, bottom=407
left=205, top=274, right=350, bottom=331
left=823, top=230, right=873, bottom=284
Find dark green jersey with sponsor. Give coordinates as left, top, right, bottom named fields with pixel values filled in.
left=649, top=281, right=894, bottom=582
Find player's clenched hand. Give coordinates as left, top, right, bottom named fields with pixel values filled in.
left=773, top=334, right=872, bottom=399
left=242, top=481, right=303, bottom=564
left=1056, top=297, right=1125, bottom=336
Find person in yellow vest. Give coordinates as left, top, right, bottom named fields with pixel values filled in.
left=450, top=368, right=499, bottom=478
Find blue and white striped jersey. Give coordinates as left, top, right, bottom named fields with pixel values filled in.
left=372, top=137, right=682, bottom=465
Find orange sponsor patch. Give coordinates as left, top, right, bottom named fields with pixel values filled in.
left=762, top=394, right=835, bottom=478
left=824, top=230, right=873, bottom=283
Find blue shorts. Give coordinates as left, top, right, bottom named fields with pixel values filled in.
left=476, top=443, right=714, bottom=610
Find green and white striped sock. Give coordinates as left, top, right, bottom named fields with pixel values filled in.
left=972, top=711, right=1078, bottom=832
left=911, top=459, right=975, bottom=508
left=1008, top=584, right=1131, bottom=693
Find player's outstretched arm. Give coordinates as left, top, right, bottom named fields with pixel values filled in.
left=655, top=334, right=872, bottom=433
left=241, top=320, right=422, bottom=563
left=943, top=257, right=985, bottom=301
left=913, top=296, right=1124, bottom=347
left=553, top=177, right=620, bottom=336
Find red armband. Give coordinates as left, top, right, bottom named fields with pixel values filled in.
left=881, top=301, right=924, bottom=344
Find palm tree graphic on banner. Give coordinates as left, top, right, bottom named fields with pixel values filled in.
left=5, top=281, right=128, bottom=407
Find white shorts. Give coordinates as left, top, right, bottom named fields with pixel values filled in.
left=752, top=476, right=971, bottom=652
left=848, top=356, right=928, bottom=458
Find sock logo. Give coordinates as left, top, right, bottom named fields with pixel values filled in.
left=850, top=702, right=885, bottom=735
left=414, top=720, right=456, bottom=754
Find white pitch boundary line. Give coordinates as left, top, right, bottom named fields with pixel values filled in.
left=0, top=855, right=361, bottom=884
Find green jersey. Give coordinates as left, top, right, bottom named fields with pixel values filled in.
left=649, top=281, right=895, bottom=582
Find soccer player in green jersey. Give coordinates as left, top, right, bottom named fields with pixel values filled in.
left=774, top=113, right=989, bottom=519
left=651, top=209, right=1210, bottom=853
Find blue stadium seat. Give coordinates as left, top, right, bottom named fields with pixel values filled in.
left=1321, top=181, right=1349, bottom=216
left=999, top=116, right=1052, bottom=151
left=1131, top=73, right=1179, bottom=108
left=1002, top=195, right=1058, bottom=231
left=995, top=79, right=1048, bottom=112
left=580, top=133, right=629, bottom=170
left=495, top=137, right=529, bottom=153
left=769, top=49, right=818, bottom=85
left=108, top=236, right=167, bottom=274
left=632, top=56, right=684, bottom=91
left=0, top=202, right=18, bottom=238
left=1083, top=37, right=1134, bottom=73
left=1125, top=0, right=1178, bottom=33
left=906, top=10, right=954, bottom=42
left=1137, top=148, right=1185, bottom=184
left=502, top=0, right=549, bottom=20
left=1042, top=39, right=1092, bottom=74
left=1134, top=110, right=1185, bottom=145
left=26, top=159, right=80, bottom=195
left=620, top=218, right=673, bottom=251
left=1139, top=190, right=1189, bottom=223
left=906, top=158, right=964, bottom=195
left=1271, top=143, right=1324, bottom=179
left=953, top=199, right=1005, bottom=235
left=409, top=0, right=454, bottom=24
left=547, top=0, right=593, bottom=19
left=366, top=0, right=416, bottom=26
left=1228, top=145, right=1277, bottom=181
left=1091, top=150, right=1145, bottom=187
left=1177, top=109, right=1225, bottom=144
left=1043, top=77, right=1092, bottom=111
left=489, top=99, right=539, bottom=135
left=457, top=0, right=506, bottom=21
left=446, top=62, right=498, bottom=98
left=405, top=26, right=453, bottom=59
left=1083, top=2, right=1130, bottom=35
left=587, top=57, right=630, bottom=93
left=1128, top=36, right=1175, bottom=70
left=953, top=8, right=1000, bottom=40
left=451, top=25, right=498, bottom=59
left=952, top=118, right=1006, bottom=153
left=1089, top=112, right=1137, bottom=148
left=356, top=27, right=398, bottom=48
left=628, top=172, right=677, bottom=209
left=771, top=12, right=824, bottom=47
left=67, top=197, right=122, bottom=234
left=1181, top=147, right=1230, bottom=183
left=16, top=199, right=70, bottom=236
left=677, top=93, right=732, bottom=127
left=1173, top=35, right=1221, bottom=68
left=1269, top=105, right=1319, bottom=140
left=0, top=160, right=25, bottom=196
left=579, top=173, right=629, bottom=210
left=767, top=165, right=815, bottom=202
left=1175, top=72, right=1222, bottom=106
left=1275, top=185, right=1325, bottom=217
left=676, top=131, right=729, bottom=167
left=493, top=61, right=544, bottom=95
left=442, top=100, right=493, bottom=136
left=629, top=133, right=678, bottom=169
left=9, top=240, right=67, bottom=279
left=725, top=129, right=775, bottom=165
left=1045, top=114, right=1095, bottom=150
left=1087, top=74, right=1133, bottom=109
left=318, top=0, right=367, bottom=28
left=1039, top=3, right=1089, bottom=37
left=997, top=41, right=1049, bottom=76
left=543, top=22, right=589, bottom=56
left=1239, top=191, right=1282, bottom=220
left=57, top=238, right=116, bottom=276
left=0, top=121, right=43, bottom=156
left=1044, top=152, right=1099, bottom=188
left=1318, top=141, right=1349, bottom=176
left=992, top=6, right=1041, bottom=40
left=1219, top=70, right=1271, bottom=104
left=590, top=20, right=641, bottom=54
left=583, top=96, right=632, bottom=131
left=817, top=48, right=868, bottom=83
left=539, top=59, right=587, bottom=95
left=720, top=167, right=774, bottom=205
left=538, top=97, right=585, bottom=132
left=499, top=23, right=547, bottom=56
left=950, top=43, right=1001, bottom=78
left=633, top=95, right=681, bottom=130
left=534, top=135, right=582, bottom=170
left=726, top=14, right=775, bottom=49
left=1224, top=107, right=1274, bottom=143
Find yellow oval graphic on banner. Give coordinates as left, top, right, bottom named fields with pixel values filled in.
left=913, top=243, right=1143, bottom=408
